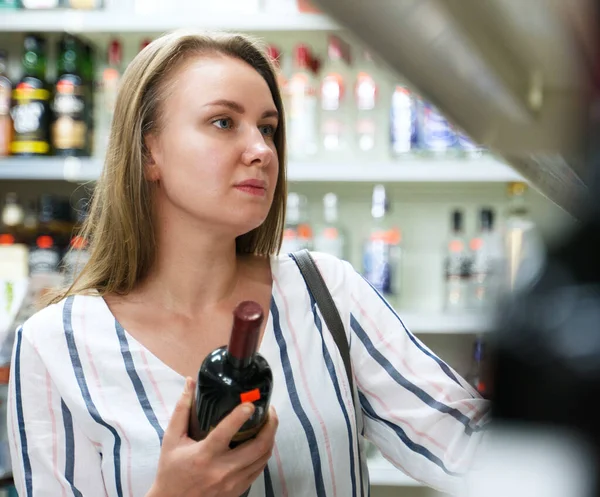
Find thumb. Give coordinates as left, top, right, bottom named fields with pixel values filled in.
left=163, top=377, right=195, bottom=448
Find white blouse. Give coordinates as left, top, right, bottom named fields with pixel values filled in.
left=8, top=252, right=489, bottom=497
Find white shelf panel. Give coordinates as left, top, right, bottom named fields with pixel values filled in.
left=0, top=10, right=339, bottom=32
left=288, top=158, right=524, bottom=182
left=367, top=454, right=423, bottom=487
left=400, top=311, right=492, bottom=334
left=0, top=157, right=523, bottom=184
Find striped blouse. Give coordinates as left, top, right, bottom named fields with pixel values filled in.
left=8, top=252, right=489, bottom=497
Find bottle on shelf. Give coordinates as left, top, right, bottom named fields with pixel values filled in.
left=1, top=193, right=25, bottom=243
left=99, top=39, right=123, bottom=152
left=503, top=181, right=543, bottom=292
left=61, top=197, right=90, bottom=286
left=189, top=300, right=273, bottom=449
left=0, top=50, right=11, bottom=157
left=11, top=34, right=51, bottom=156
left=266, top=44, right=289, bottom=133
left=314, top=193, right=346, bottom=260
left=420, top=100, right=457, bottom=155
left=287, top=44, right=318, bottom=161
left=363, top=185, right=402, bottom=298
left=390, top=85, right=418, bottom=157
left=444, top=208, right=471, bottom=312
left=354, top=50, right=380, bottom=158
left=82, top=42, right=95, bottom=156
left=319, top=35, right=352, bottom=162
left=280, top=192, right=313, bottom=254
left=465, top=336, right=490, bottom=399
left=51, top=34, right=89, bottom=157
left=470, top=207, right=502, bottom=310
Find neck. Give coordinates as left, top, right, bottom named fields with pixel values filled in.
left=137, top=205, right=241, bottom=317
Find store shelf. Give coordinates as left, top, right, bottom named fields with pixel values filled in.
left=287, top=157, right=524, bottom=182
left=0, top=157, right=523, bottom=183
left=0, top=9, right=339, bottom=33
left=367, top=454, right=422, bottom=486
left=400, top=311, right=492, bottom=334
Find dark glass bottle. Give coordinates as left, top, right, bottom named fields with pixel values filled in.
left=465, top=336, right=489, bottom=399
left=51, top=34, right=88, bottom=156
left=189, top=301, right=273, bottom=448
left=10, top=35, right=51, bottom=156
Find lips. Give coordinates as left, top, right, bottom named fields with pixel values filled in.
left=235, top=179, right=267, bottom=189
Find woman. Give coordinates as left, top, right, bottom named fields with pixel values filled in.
left=8, top=30, right=489, bottom=497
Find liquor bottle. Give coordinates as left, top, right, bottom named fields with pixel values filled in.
left=0, top=50, right=11, bottom=157
left=51, top=34, right=88, bottom=156
left=61, top=197, right=90, bottom=285
left=465, top=336, right=489, bottom=399
left=420, top=100, right=456, bottom=155
left=81, top=42, right=95, bottom=156
left=314, top=193, right=346, bottom=260
left=1, top=193, right=24, bottom=243
left=390, top=85, right=418, bottom=157
left=503, top=182, right=543, bottom=292
left=29, top=195, right=61, bottom=277
left=287, top=44, right=318, bottom=160
left=189, top=301, right=273, bottom=448
left=444, top=209, right=471, bottom=312
left=470, top=207, right=502, bottom=310
left=11, top=35, right=51, bottom=156
left=266, top=44, right=289, bottom=133
left=280, top=193, right=313, bottom=254
left=354, top=50, right=380, bottom=158
left=99, top=39, right=122, bottom=152
left=363, top=185, right=402, bottom=298
left=319, top=35, right=351, bottom=161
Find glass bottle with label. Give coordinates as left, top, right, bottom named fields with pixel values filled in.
left=354, top=51, right=381, bottom=158
left=319, top=35, right=351, bottom=162
left=82, top=42, right=95, bottom=156
left=287, top=44, right=318, bottom=161
left=470, top=207, right=502, bottom=310
left=11, top=35, right=51, bottom=156
left=314, top=193, right=346, bottom=260
left=444, top=209, right=471, bottom=312
left=98, top=39, right=122, bottom=153
left=390, top=85, right=418, bottom=157
left=51, top=34, right=88, bottom=157
left=0, top=51, right=11, bottom=157
left=1, top=193, right=24, bottom=243
left=420, top=101, right=457, bottom=155
left=363, top=185, right=402, bottom=299
left=280, top=192, right=313, bottom=254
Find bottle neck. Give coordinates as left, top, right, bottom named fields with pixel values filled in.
left=227, top=353, right=253, bottom=370
left=24, top=52, right=46, bottom=80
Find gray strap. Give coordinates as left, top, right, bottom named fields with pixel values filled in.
left=290, top=250, right=355, bottom=410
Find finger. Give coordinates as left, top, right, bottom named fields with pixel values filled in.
left=228, top=407, right=278, bottom=466
left=204, top=403, right=255, bottom=452
left=163, top=377, right=195, bottom=448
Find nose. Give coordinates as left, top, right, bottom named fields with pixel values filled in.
left=241, top=128, right=274, bottom=167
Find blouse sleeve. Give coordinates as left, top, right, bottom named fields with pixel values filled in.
left=345, top=263, right=490, bottom=494
left=8, top=325, right=106, bottom=496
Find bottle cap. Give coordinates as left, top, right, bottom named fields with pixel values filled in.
left=480, top=208, right=494, bottom=231
left=228, top=301, right=264, bottom=362
left=452, top=209, right=464, bottom=233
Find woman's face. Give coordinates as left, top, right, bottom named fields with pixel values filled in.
left=146, top=54, right=280, bottom=239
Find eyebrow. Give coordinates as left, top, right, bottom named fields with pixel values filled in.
left=204, top=99, right=279, bottom=120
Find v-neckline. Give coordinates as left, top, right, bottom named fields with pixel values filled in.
left=98, top=255, right=280, bottom=381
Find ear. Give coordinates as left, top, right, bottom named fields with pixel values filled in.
left=144, top=133, right=161, bottom=182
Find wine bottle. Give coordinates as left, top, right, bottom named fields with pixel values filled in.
left=189, top=301, right=273, bottom=448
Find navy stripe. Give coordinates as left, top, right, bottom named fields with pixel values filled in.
left=264, top=464, right=274, bottom=497
left=14, top=326, right=33, bottom=497
left=306, top=292, right=358, bottom=497
left=359, top=274, right=468, bottom=392
left=61, top=400, right=83, bottom=497
left=63, top=296, right=124, bottom=497
left=115, top=321, right=164, bottom=444
left=351, top=314, right=480, bottom=435
left=360, top=393, right=460, bottom=476
left=270, top=297, right=327, bottom=497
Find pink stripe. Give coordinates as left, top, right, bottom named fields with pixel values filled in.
left=273, top=443, right=288, bottom=497
left=273, top=276, right=338, bottom=497
left=351, top=295, right=479, bottom=416
left=80, top=299, right=135, bottom=497
left=139, top=349, right=170, bottom=419
left=46, top=371, right=68, bottom=497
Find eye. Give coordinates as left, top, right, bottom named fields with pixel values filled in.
left=212, top=117, right=233, bottom=130
left=259, top=124, right=276, bottom=137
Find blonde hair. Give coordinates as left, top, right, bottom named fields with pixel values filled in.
left=48, top=30, right=287, bottom=304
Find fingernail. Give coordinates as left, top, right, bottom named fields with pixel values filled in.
left=242, top=403, right=255, bottom=416
left=183, top=377, right=191, bottom=395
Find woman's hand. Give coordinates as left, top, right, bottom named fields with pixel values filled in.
left=147, top=377, right=278, bottom=497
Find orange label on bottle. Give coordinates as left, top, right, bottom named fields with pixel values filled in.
left=240, top=389, right=261, bottom=403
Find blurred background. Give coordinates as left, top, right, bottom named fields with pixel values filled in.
left=0, top=0, right=596, bottom=496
